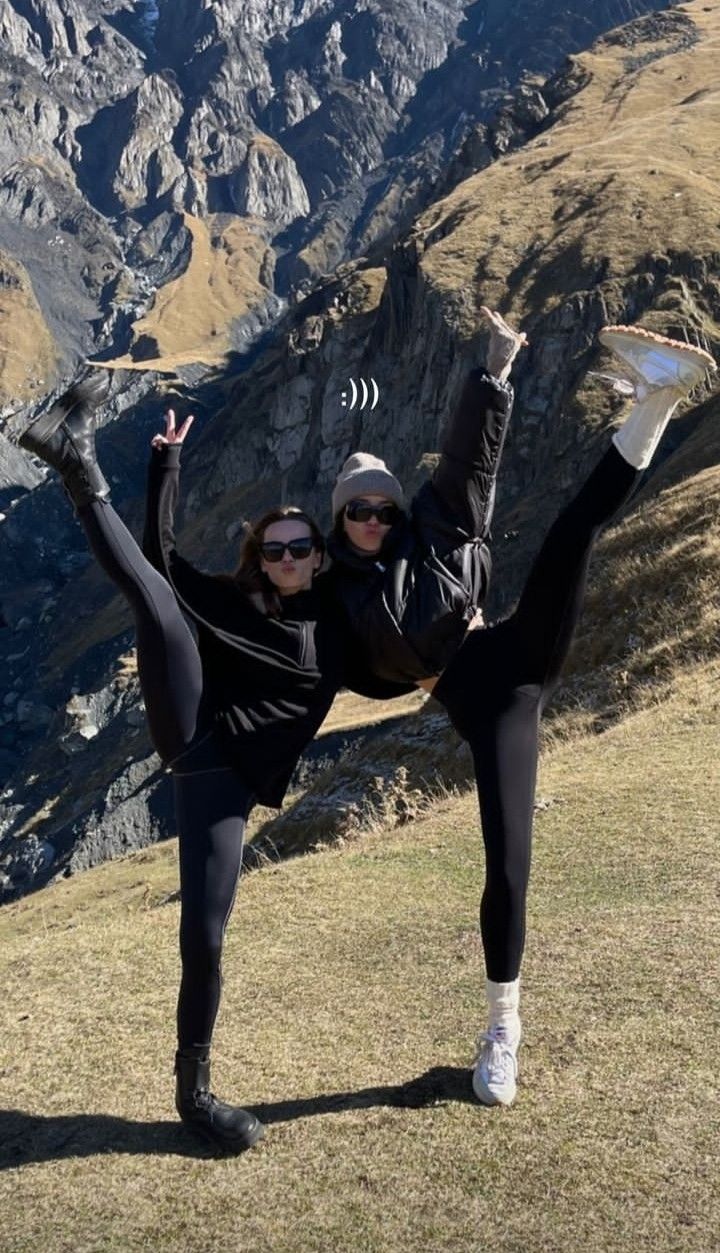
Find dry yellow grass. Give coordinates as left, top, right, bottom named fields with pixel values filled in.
left=0, top=248, right=58, bottom=404
left=316, top=686, right=426, bottom=736
left=102, top=213, right=272, bottom=372
left=1, top=661, right=718, bottom=1252
left=419, top=0, right=720, bottom=338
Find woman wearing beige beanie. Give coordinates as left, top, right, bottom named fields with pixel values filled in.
left=327, top=313, right=715, bottom=1107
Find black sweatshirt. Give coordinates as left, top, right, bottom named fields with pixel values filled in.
left=143, top=444, right=411, bottom=807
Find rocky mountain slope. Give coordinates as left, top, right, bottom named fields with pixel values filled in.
left=2, top=0, right=719, bottom=900
left=0, top=0, right=676, bottom=401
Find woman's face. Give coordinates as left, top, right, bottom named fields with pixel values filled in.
left=342, top=494, right=397, bottom=556
left=259, top=519, right=322, bottom=595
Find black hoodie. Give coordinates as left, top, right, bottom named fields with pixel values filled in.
left=143, top=444, right=411, bottom=806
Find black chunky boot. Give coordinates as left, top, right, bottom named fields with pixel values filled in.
left=174, top=1049, right=265, bottom=1155
left=19, top=370, right=112, bottom=508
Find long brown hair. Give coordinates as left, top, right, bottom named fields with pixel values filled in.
left=230, top=506, right=325, bottom=615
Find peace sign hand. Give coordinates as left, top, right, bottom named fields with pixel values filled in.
left=151, top=409, right=195, bottom=450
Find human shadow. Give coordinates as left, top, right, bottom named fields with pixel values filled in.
left=248, top=1066, right=474, bottom=1125
left=0, top=1110, right=199, bottom=1167
left=0, top=1066, right=473, bottom=1167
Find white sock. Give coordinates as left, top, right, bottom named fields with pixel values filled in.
left=611, top=386, right=682, bottom=470
left=486, top=977, right=521, bottom=1041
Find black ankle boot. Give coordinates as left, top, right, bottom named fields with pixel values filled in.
left=19, top=371, right=112, bottom=508
left=174, top=1049, right=265, bottom=1155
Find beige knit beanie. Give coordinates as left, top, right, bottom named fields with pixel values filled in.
left=331, top=452, right=405, bottom=518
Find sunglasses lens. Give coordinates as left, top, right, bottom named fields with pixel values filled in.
left=346, top=502, right=372, bottom=522
left=261, top=538, right=315, bottom=561
left=260, top=543, right=284, bottom=562
left=377, top=505, right=398, bottom=524
left=287, top=539, right=314, bottom=558
left=346, top=500, right=398, bottom=524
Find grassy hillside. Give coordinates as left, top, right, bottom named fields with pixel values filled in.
left=418, top=2, right=720, bottom=339
left=1, top=661, right=718, bottom=1252
left=0, top=248, right=57, bottom=403
left=101, top=214, right=273, bottom=372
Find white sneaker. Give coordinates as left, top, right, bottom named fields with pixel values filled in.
left=472, top=1024, right=520, bottom=1106
left=598, top=324, right=716, bottom=399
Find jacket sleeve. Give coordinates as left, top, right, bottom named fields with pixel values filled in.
left=428, top=367, right=513, bottom=539
left=142, top=443, right=220, bottom=607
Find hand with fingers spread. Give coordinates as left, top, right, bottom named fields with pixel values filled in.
left=481, top=306, right=529, bottom=384
left=151, top=408, right=195, bottom=450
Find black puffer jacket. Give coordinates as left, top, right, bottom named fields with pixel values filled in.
left=326, top=368, right=513, bottom=684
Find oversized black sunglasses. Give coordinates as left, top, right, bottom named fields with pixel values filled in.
left=345, top=499, right=400, bottom=525
left=260, top=537, right=316, bottom=562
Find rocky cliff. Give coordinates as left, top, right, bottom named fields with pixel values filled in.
left=0, top=0, right=677, bottom=401
left=2, top=0, right=719, bottom=899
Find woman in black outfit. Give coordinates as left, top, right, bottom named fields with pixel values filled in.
left=326, top=316, right=715, bottom=1107
left=18, top=389, right=406, bottom=1155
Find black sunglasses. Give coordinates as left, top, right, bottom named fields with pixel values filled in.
left=345, top=499, right=401, bottom=525
left=260, top=537, right=316, bottom=562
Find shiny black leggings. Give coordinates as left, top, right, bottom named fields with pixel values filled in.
left=76, top=501, right=253, bottom=1049
left=433, top=446, right=640, bottom=981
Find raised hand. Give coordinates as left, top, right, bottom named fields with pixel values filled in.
left=151, top=408, right=195, bottom=450
left=480, top=307, right=528, bottom=384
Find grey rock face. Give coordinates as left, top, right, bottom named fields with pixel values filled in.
left=0, top=833, right=56, bottom=894
left=111, top=74, right=187, bottom=212
left=0, top=432, right=43, bottom=495
left=0, top=0, right=93, bottom=65
left=0, top=0, right=679, bottom=403
left=229, top=139, right=309, bottom=226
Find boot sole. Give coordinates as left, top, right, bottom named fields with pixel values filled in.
left=181, top=1114, right=265, bottom=1155
left=598, top=325, right=716, bottom=382
left=19, top=396, right=83, bottom=454
left=19, top=373, right=110, bottom=454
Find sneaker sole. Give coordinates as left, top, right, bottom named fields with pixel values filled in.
left=471, top=1070, right=516, bottom=1106
left=598, top=325, right=716, bottom=382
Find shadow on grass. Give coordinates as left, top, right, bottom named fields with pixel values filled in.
left=249, top=1065, right=474, bottom=1125
left=0, top=1066, right=474, bottom=1167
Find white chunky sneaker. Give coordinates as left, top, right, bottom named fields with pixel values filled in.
left=598, top=324, right=716, bottom=399
left=472, top=1024, right=520, bottom=1106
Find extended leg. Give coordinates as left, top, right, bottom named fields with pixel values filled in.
left=512, top=444, right=639, bottom=697
left=78, top=500, right=204, bottom=763
left=513, top=325, right=715, bottom=695
left=20, top=374, right=205, bottom=762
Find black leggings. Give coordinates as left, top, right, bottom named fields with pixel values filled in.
left=77, top=501, right=254, bottom=1049
left=433, top=446, right=640, bottom=981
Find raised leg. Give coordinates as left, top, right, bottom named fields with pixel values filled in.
left=20, top=372, right=206, bottom=762
left=77, top=500, right=205, bottom=764
left=511, top=445, right=640, bottom=699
